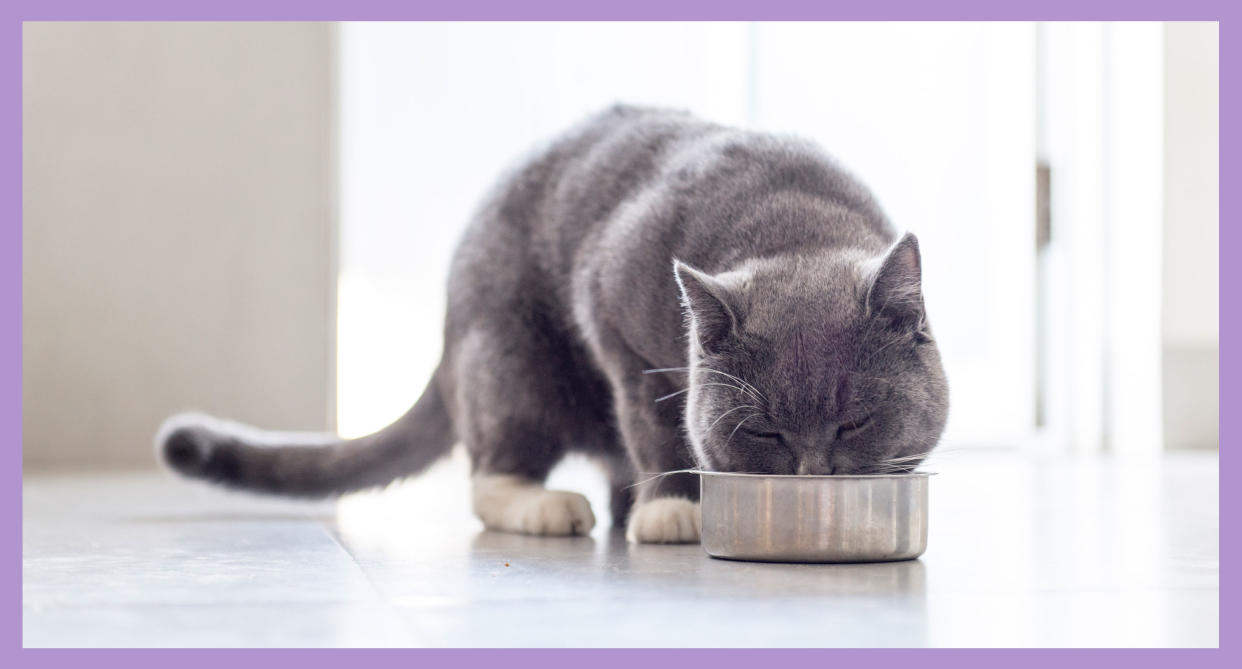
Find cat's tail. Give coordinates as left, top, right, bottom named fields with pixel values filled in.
left=154, top=366, right=456, bottom=498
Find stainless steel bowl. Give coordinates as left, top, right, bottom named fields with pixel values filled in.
left=699, top=471, right=931, bottom=563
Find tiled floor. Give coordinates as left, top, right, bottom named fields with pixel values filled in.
left=22, top=449, right=1218, bottom=647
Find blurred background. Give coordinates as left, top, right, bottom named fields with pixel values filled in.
left=23, top=21, right=1217, bottom=467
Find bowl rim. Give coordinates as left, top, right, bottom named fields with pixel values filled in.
left=694, top=470, right=935, bottom=480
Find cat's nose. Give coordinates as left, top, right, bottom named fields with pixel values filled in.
left=796, top=457, right=834, bottom=475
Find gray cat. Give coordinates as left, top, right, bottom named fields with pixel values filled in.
left=157, top=105, right=948, bottom=544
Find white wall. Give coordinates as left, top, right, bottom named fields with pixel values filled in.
left=1162, top=21, right=1219, bottom=449
left=23, top=23, right=337, bottom=468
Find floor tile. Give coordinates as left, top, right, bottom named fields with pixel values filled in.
left=23, top=450, right=1219, bottom=647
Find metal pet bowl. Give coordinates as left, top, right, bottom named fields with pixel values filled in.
left=699, top=471, right=932, bottom=563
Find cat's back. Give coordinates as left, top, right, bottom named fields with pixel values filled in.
left=527, top=104, right=728, bottom=233
left=447, top=105, right=719, bottom=300
left=448, top=105, right=890, bottom=320
left=547, top=105, right=887, bottom=243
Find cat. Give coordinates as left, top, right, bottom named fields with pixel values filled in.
left=157, top=104, right=949, bottom=544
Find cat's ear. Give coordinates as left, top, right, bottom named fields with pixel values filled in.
left=866, top=232, right=925, bottom=331
left=673, top=260, right=741, bottom=354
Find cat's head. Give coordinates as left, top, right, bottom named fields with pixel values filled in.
left=674, top=233, right=948, bottom=475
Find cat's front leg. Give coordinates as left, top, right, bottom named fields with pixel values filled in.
left=613, top=384, right=702, bottom=544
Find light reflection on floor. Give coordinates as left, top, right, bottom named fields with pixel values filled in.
left=23, top=449, right=1218, bottom=647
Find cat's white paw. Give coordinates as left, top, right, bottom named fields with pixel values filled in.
left=473, top=476, right=595, bottom=537
left=511, top=490, right=596, bottom=536
left=626, top=497, right=701, bottom=544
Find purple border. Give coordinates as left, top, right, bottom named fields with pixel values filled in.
left=2, top=1, right=1235, bottom=21
left=7, top=0, right=1233, bottom=666
left=1217, top=5, right=1231, bottom=666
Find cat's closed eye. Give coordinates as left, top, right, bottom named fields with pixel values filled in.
left=836, top=416, right=872, bottom=440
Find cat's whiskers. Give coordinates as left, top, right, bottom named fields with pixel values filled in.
left=653, top=388, right=691, bottom=403
left=877, top=450, right=935, bottom=461
left=880, top=445, right=963, bottom=462
left=725, top=413, right=762, bottom=446
left=698, top=367, right=766, bottom=404
left=706, top=404, right=761, bottom=432
left=869, top=455, right=936, bottom=470
left=641, top=366, right=766, bottom=407
left=623, top=468, right=699, bottom=491
left=653, top=381, right=749, bottom=403
left=869, top=446, right=963, bottom=473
